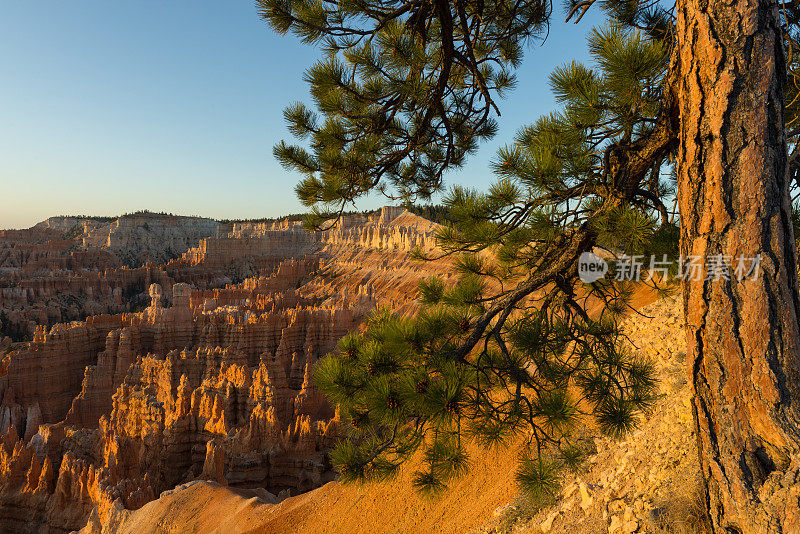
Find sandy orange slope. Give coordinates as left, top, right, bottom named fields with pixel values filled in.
left=81, top=438, right=522, bottom=534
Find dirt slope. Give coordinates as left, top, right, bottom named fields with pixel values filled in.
left=80, top=436, right=523, bottom=534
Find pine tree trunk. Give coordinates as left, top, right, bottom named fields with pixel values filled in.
left=675, top=0, right=800, bottom=531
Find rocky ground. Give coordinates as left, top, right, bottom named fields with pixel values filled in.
left=475, top=296, right=710, bottom=534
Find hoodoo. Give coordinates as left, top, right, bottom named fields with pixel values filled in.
left=0, top=208, right=450, bottom=532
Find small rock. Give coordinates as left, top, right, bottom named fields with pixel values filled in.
left=562, top=482, right=578, bottom=499
left=607, top=499, right=625, bottom=514
left=608, top=514, right=623, bottom=534
left=540, top=511, right=559, bottom=533
left=579, top=481, right=593, bottom=513
left=623, top=507, right=635, bottom=523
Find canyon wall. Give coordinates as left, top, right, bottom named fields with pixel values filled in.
left=1, top=211, right=322, bottom=343
left=0, top=207, right=450, bottom=532
left=37, top=213, right=220, bottom=267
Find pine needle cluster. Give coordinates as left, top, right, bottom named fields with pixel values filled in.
left=261, top=0, right=800, bottom=501
left=257, top=0, right=554, bottom=227
left=313, top=25, right=676, bottom=499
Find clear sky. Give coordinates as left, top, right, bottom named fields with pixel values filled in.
left=0, top=1, right=603, bottom=229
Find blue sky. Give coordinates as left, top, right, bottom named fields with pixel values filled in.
left=0, top=1, right=603, bottom=229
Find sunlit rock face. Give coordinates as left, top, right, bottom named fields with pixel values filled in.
left=0, top=208, right=451, bottom=532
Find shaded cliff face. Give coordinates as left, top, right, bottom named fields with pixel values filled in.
left=0, top=207, right=450, bottom=533
left=36, top=213, right=220, bottom=267
left=1, top=212, right=304, bottom=344
left=0, top=213, right=219, bottom=344
left=0, top=227, right=126, bottom=343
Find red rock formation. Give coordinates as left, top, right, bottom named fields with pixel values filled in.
left=1, top=213, right=244, bottom=343
left=0, top=207, right=451, bottom=532
left=39, top=212, right=220, bottom=266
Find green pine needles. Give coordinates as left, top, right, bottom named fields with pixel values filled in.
left=257, top=0, right=553, bottom=227
left=311, top=24, right=677, bottom=499
left=261, top=0, right=800, bottom=502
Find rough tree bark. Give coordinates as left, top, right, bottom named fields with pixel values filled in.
left=675, top=0, right=800, bottom=531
